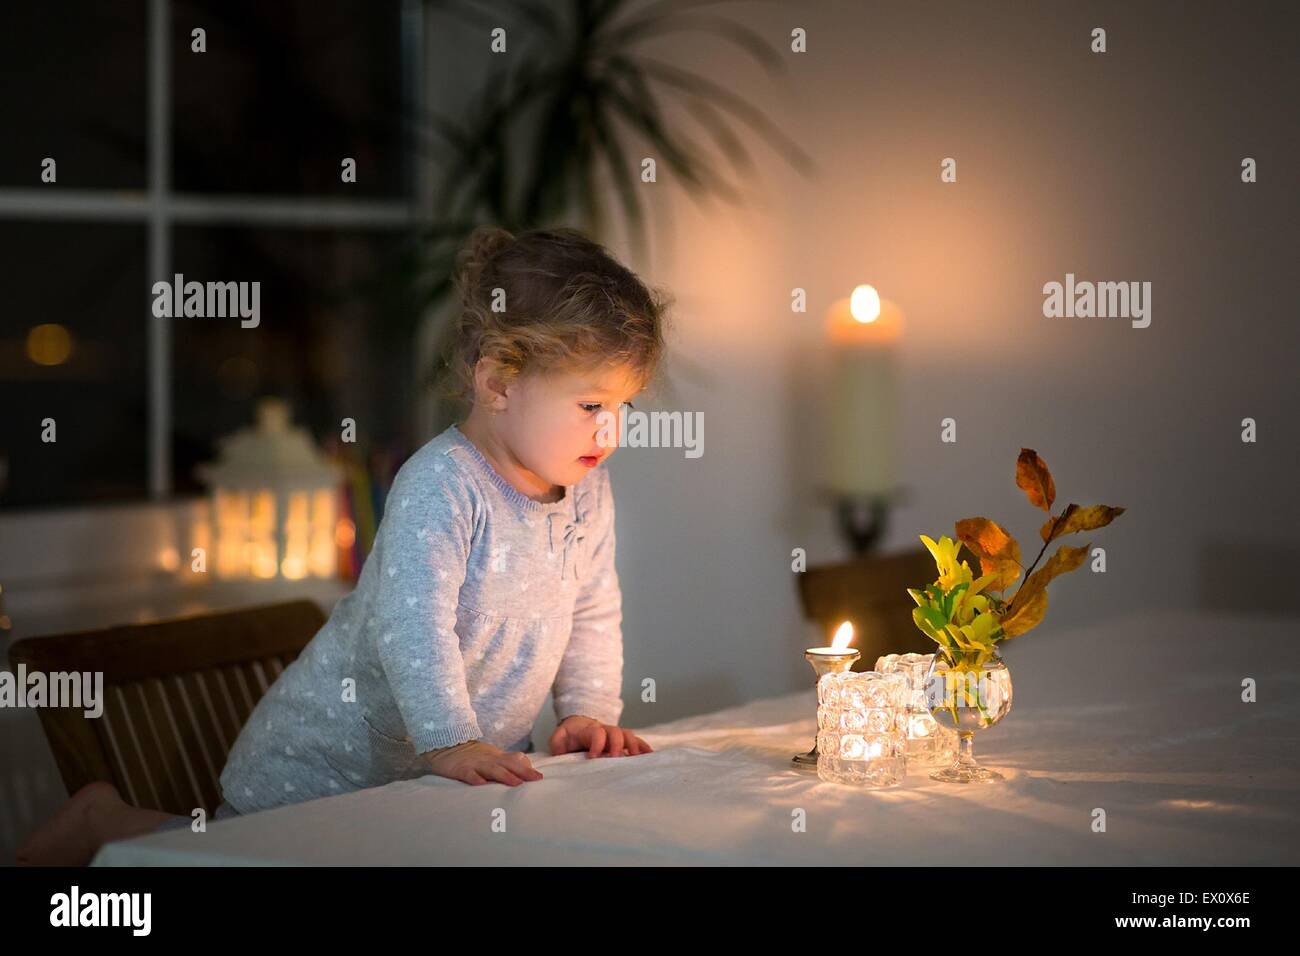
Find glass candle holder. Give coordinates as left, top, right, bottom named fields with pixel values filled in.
left=816, top=670, right=908, bottom=787
left=793, top=645, right=861, bottom=766
left=875, top=652, right=960, bottom=769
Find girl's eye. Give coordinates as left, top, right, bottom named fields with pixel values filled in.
left=580, top=401, right=635, bottom=413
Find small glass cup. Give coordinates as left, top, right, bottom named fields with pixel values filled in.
left=876, top=652, right=960, bottom=769
left=816, top=670, right=908, bottom=787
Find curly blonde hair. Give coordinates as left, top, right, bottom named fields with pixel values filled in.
left=438, top=225, right=671, bottom=408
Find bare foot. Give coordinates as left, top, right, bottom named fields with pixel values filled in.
left=16, top=781, right=175, bottom=866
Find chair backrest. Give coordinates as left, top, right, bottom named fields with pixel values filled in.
left=6, top=599, right=325, bottom=816
left=796, top=548, right=966, bottom=667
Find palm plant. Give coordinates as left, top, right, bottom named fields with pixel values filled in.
left=394, top=0, right=818, bottom=407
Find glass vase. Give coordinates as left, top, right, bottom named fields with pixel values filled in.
left=924, top=646, right=1013, bottom=783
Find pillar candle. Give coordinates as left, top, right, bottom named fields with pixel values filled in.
left=824, top=289, right=904, bottom=497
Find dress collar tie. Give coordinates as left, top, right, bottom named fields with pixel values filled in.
left=547, top=485, right=591, bottom=581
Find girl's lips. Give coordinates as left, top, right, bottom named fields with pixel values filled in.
left=578, top=456, right=600, bottom=467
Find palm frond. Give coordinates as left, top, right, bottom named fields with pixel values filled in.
left=595, top=13, right=787, bottom=76
left=631, top=55, right=817, bottom=176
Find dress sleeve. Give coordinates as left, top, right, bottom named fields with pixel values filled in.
left=370, top=458, right=484, bottom=754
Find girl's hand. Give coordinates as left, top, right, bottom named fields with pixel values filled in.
left=422, top=740, right=544, bottom=786
left=548, top=716, right=654, bottom=758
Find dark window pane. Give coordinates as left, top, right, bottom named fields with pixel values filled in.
left=0, top=223, right=149, bottom=508
left=171, top=0, right=408, bottom=197
left=170, top=227, right=418, bottom=495
left=0, top=3, right=148, bottom=189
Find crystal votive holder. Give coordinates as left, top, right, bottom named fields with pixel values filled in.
left=816, top=670, right=908, bottom=787
left=875, top=652, right=960, bottom=769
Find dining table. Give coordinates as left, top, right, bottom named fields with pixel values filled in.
left=91, top=608, right=1300, bottom=865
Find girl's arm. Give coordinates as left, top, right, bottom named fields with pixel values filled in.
left=371, top=463, right=483, bottom=754
left=552, top=467, right=625, bottom=726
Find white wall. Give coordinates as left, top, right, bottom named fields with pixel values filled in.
left=446, top=2, right=1299, bottom=732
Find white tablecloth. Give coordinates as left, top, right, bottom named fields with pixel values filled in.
left=92, top=609, right=1300, bottom=865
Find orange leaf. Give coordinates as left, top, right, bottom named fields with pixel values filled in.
left=1007, top=542, right=1089, bottom=618
left=954, top=516, right=1022, bottom=591
left=1000, top=588, right=1047, bottom=639
left=1016, top=448, right=1056, bottom=512
left=1040, top=504, right=1126, bottom=543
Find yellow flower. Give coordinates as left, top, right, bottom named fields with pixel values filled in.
left=953, top=590, right=988, bottom=626
left=957, top=609, right=1002, bottom=648
left=913, top=535, right=1008, bottom=654
left=920, top=534, right=971, bottom=591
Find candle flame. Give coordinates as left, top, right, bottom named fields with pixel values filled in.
left=831, top=620, right=854, bottom=650
left=850, top=285, right=881, bottom=324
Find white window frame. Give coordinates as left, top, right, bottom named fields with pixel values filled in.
left=0, top=0, right=431, bottom=499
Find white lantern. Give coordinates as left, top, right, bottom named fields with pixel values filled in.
left=194, top=398, right=343, bottom=581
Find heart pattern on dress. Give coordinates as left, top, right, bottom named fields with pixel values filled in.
left=490, top=542, right=512, bottom=572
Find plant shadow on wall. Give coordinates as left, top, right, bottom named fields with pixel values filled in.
left=384, top=0, right=819, bottom=434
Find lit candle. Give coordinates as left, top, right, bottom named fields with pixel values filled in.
left=806, top=621, right=860, bottom=659
left=795, top=621, right=862, bottom=767
left=825, top=286, right=904, bottom=498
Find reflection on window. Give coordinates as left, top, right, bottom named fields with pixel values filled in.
left=0, top=223, right=148, bottom=506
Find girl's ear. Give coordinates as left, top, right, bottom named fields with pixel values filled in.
left=472, top=357, right=511, bottom=411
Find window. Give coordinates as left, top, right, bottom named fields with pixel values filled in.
left=0, top=0, right=422, bottom=509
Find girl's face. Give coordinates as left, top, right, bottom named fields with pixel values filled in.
left=470, top=359, right=642, bottom=499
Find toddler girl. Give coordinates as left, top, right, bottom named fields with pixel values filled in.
left=18, top=225, right=669, bottom=864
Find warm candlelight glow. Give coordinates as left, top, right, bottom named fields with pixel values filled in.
left=25, top=323, right=74, bottom=366
left=194, top=398, right=343, bottom=581
left=824, top=294, right=904, bottom=346
left=850, top=284, right=881, bottom=323
left=806, top=620, right=859, bottom=658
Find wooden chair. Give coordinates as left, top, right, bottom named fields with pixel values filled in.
left=6, top=599, right=325, bottom=816
left=796, top=547, right=979, bottom=668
